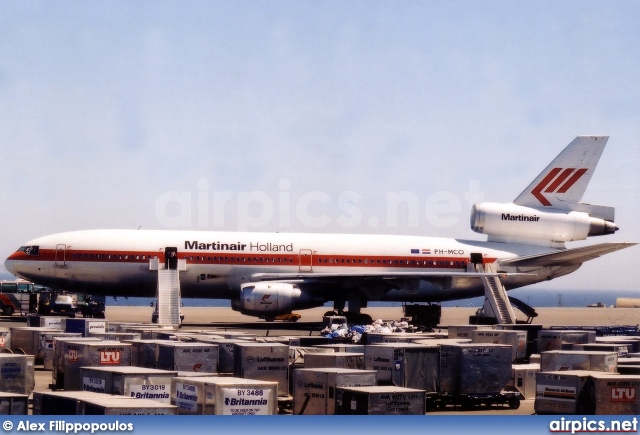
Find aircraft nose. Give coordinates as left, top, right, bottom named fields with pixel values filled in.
left=4, top=250, right=21, bottom=275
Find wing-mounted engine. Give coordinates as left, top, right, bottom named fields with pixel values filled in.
left=231, top=282, right=325, bottom=318
left=470, top=202, right=617, bottom=248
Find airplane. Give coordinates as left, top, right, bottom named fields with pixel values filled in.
left=4, top=136, right=635, bottom=323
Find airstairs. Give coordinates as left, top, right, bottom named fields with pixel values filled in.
left=474, top=262, right=516, bottom=324
left=156, top=269, right=181, bottom=326
left=149, top=254, right=184, bottom=327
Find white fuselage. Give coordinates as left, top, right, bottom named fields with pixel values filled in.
left=4, top=229, right=576, bottom=304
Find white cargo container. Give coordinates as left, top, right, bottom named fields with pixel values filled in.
left=537, top=329, right=597, bottom=353
left=535, top=370, right=593, bottom=414
left=511, top=363, right=540, bottom=399
left=171, top=376, right=278, bottom=415
left=55, top=341, right=132, bottom=390
left=234, top=342, right=289, bottom=396
left=293, top=368, right=377, bottom=415
left=336, top=386, right=426, bottom=415
left=89, top=332, right=142, bottom=341
left=586, top=373, right=640, bottom=414
left=364, top=332, right=427, bottom=345
left=41, top=332, right=83, bottom=370
left=28, top=316, right=67, bottom=329
left=540, top=350, right=617, bottom=372
left=596, top=337, right=640, bottom=353
left=80, top=366, right=178, bottom=403
left=447, top=325, right=494, bottom=339
left=572, top=343, right=630, bottom=357
left=472, top=330, right=527, bottom=362
left=51, top=337, right=104, bottom=388
left=156, top=342, right=218, bottom=373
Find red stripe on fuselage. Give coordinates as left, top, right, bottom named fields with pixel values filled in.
left=12, top=249, right=495, bottom=270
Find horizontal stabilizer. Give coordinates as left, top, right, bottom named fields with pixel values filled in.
left=499, top=243, right=636, bottom=268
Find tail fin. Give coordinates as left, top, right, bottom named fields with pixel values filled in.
left=514, top=136, right=608, bottom=208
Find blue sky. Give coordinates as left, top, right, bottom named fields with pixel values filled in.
left=1, top=1, right=639, bottom=291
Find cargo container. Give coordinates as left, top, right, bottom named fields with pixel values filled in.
left=0, top=354, right=34, bottom=395
left=0, top=327, right=10, bottom=351
left=41, top=332, right=83, bottom=370
left=314, top=344, right=365, bottom=353
left=304, top=352, right=364, bottom=370
left=10, top=326, right=60, bottom=360
left=171, top=376, right=278, bottom=415
left=535, top=370, right=593, bottom=414
left=209, top=331, right=257, bottom=341
left=122, top=326, right=177, bottom=340
left=569, top=343, right=630, bottom=357
left=585, top=373, right=640, bottom=414
left=80, top=397, right=177, bottom=415
left=447, top=325, right=494, bottom=339
left=472, top=330, right=527, bottom=362
left=63, top=318, right=107, bottom=337
left=336, top=386, right=426, bottom=415
left=80, top=366, right=178, bottom=403
left=439, top=344, right=513, bottom=396
left=234, top=342, right=289, bottom=396
left=156, top=342, right=218, bottom=373
left=33, top=391, right=114, bottom=415
left=106, top=322, right=144, bottom=333
left=89, top=332, right=142, bottom=341
left=28, top=316, right=67, bottom=329
left=0, top=392, right=28, bottom=415
left=54, top=341, right=132, bottom=390
left=192, top=338, right=238, bottom=373
left=511, top=363, right=540, bottom=399
left=123, top=339, right=165, bottom=368
left=364, top=343, right=439, bottom=392
left=617, top=365, right=640, bottom=375
left=293, top=368, right=377, bottom=415
left=363, top=332, right=427, bottom=345
left=537, top=330, right=596, bottom=353
left=540, top=350, right=617, bottom=372
left=616, top=357, right=640, bottom=366
left=51, top=337, right=104, bottom=388
left=595, top=337, right=640, bottom=353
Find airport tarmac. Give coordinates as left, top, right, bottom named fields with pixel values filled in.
left=17, top=305, right=640, bottom=416
left=105, top=305, right=640, bottom=328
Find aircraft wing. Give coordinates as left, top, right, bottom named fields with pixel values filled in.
left=498, top=242, right=636, bottom=268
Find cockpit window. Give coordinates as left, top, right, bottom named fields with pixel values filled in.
left=17, top=246, right=39, bottom=256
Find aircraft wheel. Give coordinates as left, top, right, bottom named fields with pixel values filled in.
left=2, top=306, right=14, bottom=316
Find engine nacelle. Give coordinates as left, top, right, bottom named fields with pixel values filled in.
left=470, top=202, right=617, bottom=246
left=232, top=282, right=324, bottom=317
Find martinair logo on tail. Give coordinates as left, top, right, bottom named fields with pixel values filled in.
left=531, top=167, right=588, bottom=206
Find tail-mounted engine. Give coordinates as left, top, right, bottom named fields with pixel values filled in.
left=470, top=202, right=617, bottom=247
left=231, top=282, right=325, bottom=317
